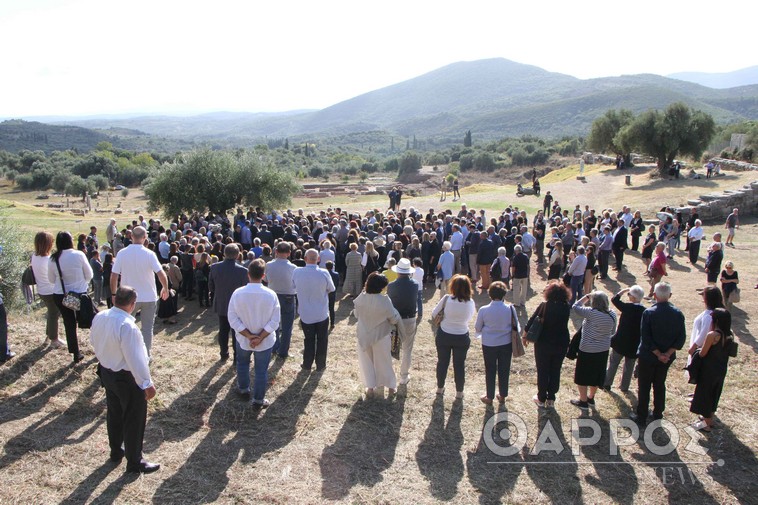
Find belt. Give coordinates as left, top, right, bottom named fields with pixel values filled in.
left=399, top=312, right=416, bottom=319
left=277, top=293, right=297, bottom=298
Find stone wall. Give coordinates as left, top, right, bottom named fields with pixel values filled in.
left=677, top=180, right=758, bottom=221
left=709, top=158, right=758, bottom=172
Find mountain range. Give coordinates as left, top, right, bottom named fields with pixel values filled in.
left=4, top=58, right=758, bottom=152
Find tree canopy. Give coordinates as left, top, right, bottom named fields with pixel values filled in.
left=144, top=149, right=300, bottom=217
left=587, top=109, right=634, bottom=156
left=617, top=102, right=715, bottom=175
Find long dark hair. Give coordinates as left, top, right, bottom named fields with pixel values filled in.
left=52, top=231, right=74, bottom=261
left=703, top=286, right=724, bottom=311
left=711, top=308, right=732, bottom=340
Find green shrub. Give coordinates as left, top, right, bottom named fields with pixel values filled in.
left=121, top=188, right=129, bottom=198
left=0, top=216, right=30, bottom=309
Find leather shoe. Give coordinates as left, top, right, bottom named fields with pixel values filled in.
left=126, top=461, right=160, bottom=474
left=72, top=352, right=84, bottom=364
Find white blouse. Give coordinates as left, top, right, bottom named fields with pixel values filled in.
left=432, top=296, right=476, bottom=335
left=31, top=254, right=55, bottom=296
left=48, top=249, right=93, bottom=294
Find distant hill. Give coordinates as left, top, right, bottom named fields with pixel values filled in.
left=668, top=66, right=758, bottom=89
left=0, top=119, right=197, bottom=154
left=14, top=58, right=758, bottom=148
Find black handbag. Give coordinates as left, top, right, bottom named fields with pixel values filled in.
left=22, top=265, right=36, bottom=286
left=684, top=350, right=703, bottom=385
left=525, top=302, right=545, bottom=342
left=566, top=326, right=582, bottom=360
left=76, top=293, right=97, bottom=329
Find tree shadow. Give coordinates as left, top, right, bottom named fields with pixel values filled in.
left=0, top=342, right=52, bottom=386
left=151, top=370, right=321, bottom=504
left=0, top=358, right=93, bottom=427
left=0, top=378, right=105, bottom=470
left=466, top=403, right=521, bottom=504
left=319, top=392, right=406, bottom=500
left=523, top=409, right=582, bottom=503
left=415, top=396, right=465, bottom=500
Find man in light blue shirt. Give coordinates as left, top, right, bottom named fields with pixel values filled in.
left=292, top=249, right=335, bottom=371
left=266, top=242, right=298, bottom=359
left=437, top=241, right=455, bottom=294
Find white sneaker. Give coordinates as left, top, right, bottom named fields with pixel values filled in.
left=49, top=339, right=64, bottom=349
left=399, top=375, right=411, bottom=385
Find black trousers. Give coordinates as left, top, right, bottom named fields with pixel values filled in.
left=435, top=329, right=470, bottom=392
left=482, top=343, right=512, bottom=399
left=100, top=366, right=147, bottom=468
left=301, top=318, right=329, bottom=370
left=636, top=358, right=672, bottom=419
left=217, top=315, right=237, bottom=361
left=631, top=233, right=640, bottom=251
left=613, top=246, right=625, bottom=269
left=0, top=304, right=9, bottom=359
left=534, top=342, right=567, bottom=402
left=689, top=240, right=700, bottom=264
left=180, top=270, right=194, bottom=298
left=53, top=294, right=80, bottom=357
left=328, top=292, right=336, bottom=327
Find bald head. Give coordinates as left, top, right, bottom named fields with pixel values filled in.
left=131, top=226, right=147, bottom=243
left=304, top=249, right=319, bottom=264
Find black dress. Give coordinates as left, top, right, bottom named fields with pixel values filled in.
left=690, top=331, right=730, bottom=417
left=157, top=276, right=178, bottom=319
left=641, top=233, right=656, bottom=259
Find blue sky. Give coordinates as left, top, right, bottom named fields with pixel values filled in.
left=1, top=0, right=755, bottom=116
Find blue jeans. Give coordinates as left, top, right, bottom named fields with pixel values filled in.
left=570, top=274, right=584, bottom=304
left=235, top=340, right=273, bottom=404
left=417, top=291, right=423, bottom=319
left=273, top=294, right=296, bottom=357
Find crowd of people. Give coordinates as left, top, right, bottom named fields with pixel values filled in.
left=5, top=196, right=745, bottom=474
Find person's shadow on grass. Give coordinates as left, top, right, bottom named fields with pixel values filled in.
left=319, top=391, right=406, bottom=500
left=415, top=396, right=465, bottom=500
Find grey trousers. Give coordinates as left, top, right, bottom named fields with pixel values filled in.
left=132, top=300, right=158, bottom=354
left=604, top=348, right=635, bottom=391
left=452, top=249, right=462, bottom=274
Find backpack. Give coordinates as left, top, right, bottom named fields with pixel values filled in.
left=490, top=258, right=501, bottom=280
left=22, top=265, right=36, bottom=286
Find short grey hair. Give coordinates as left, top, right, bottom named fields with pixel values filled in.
left=224, top=243, right=240, bottom=260
left=654, top=282, right=672, bottom=300
left=590, top=291, right=610, bottom=312
left=442, top=241, right=452, bottom=251
left=629, top=285, right=645, bottom=302
left=514, top=244, right=523, bottom=253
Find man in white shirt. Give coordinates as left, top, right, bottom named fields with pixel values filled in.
left=449, top=224, right=464, bottom=274
left=228, top=259, right=281, bottom=408
left=621, top=206, right=634, bottom=228
left=90, top=286, right=159, bottom=474
left=318, top=240, right=335, bottom=269
left=110, top=226, right=169, bottom=355
left=292, top=249, right=335, bottom=372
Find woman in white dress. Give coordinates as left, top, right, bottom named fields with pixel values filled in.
left=353, top=272, right=402, bottom=398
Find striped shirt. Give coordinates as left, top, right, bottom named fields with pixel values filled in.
left=573, top=303, right=617, bottom=353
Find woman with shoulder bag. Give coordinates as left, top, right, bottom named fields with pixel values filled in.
left=475, top=281, right=519, bottom=405
left=523, top=281, right=571, bottom=408
left=431, top=275, right=476, bottom=399
left=48, top=231, right=93, bottom=364
left=31, top=231, right=64, bottom=349
left=690, top=308, right=734, bottom=432
left=570, top=291, right=617, bottom=411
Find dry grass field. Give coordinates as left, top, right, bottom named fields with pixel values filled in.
left=1, top=164, right=756, bottom=504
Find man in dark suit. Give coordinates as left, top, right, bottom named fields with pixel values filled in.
left=630, top=281, right=686, bottom=425
left=209, top=244, right=249, bottom=362
left=612, top=222, right=628, bottom=271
